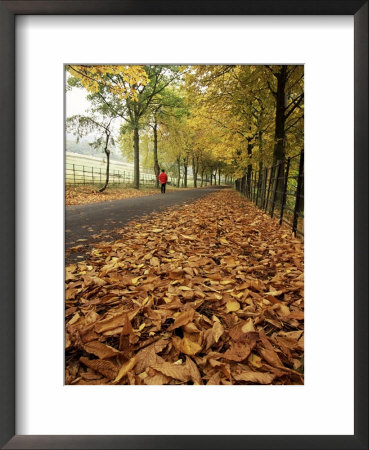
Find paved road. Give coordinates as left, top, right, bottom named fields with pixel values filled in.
left=66, top=186, right=227, bottom=263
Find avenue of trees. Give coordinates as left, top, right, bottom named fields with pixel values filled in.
left=66, top=65, right=304, bottom=191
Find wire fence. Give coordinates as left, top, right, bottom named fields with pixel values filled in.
left=65, top=162, right=232, bottom=187
left=65, top=163, right=161, bottom=187
left=235, top=150, right=304, bottom=236
left=65, top=162, right=229, bottom=188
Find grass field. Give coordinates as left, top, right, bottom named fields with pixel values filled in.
left=66, top=152, right=164, bottom=186
left=65, top=152, right=199, bottom=187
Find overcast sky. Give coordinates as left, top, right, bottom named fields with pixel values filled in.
left=65, top=86, right=123, bottom=143
left=66, top=86, right=90, bottom=117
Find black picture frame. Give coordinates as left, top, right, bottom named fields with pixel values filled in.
left=0, top=1, right=367, bottom=449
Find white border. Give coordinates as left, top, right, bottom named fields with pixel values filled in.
left=16, top=16, right=354, bottom=435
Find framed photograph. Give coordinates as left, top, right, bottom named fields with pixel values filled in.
left=1, top=1, right=367, bottom=449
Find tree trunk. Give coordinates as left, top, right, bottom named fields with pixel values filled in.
left=192, top=156, right=198, bottom=188
left=273, top=67, right=288, bottom=203
left=209, top=173, right=212, bottom=186
left=201, top=169, right=204, bottom=187
left=246, top=138, right=253, bottom=197
left=218, top=168, right=221, bottom=185
left=177, top=158, right=181, bottom=187
left=153, top=121, right=160, bottom=189
left=184, top=161, right=188, bottom=188
left=133, top=126, right=140, bottom=189
left=247, top=165, right=252, bottom=198
left=99, top=133, right=111, bottom=192
left=273, top=65, right=287, bottom=164
left=259, top=130, right=263, bottom=162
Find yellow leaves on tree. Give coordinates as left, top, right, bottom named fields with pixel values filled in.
left=67, top=65, right=149, bottom=101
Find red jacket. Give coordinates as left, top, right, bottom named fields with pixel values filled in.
left=158, top=172, right=168, bottom=184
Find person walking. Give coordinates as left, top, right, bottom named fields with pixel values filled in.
left=158, top=169, right=168, bottom=194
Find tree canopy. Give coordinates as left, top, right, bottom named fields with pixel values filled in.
left=66, top=64, right=304, bottom=188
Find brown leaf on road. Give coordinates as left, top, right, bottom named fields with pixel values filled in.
left=172, top=335, right=202, bottom=356
left=94, top=310, right=138, bottom=334
left=204, top=321, right=224, bottom=350
left=83, top=341, right=121, bottom=359
left=79, top=357, right=118, bottom=380
left=150, top=257, right=160, bottom=267
left=223, top=341, right=251, bottom=362
left=120, top=313, right=133, bottom=336
left=168, top=308, right=195, bottom=331
left=259, top=348, right=284, bottom=368
left=206, top=371, right=221, bottom=385
left=150, top=362, right=191, bottom=383
left=229, top=319, right=255, bottom=342
left=134, top=339, right=169, bottom=374
left=113, top=357, right=137, bottom=384
left=184, top=357, right=203, bottom=385
left=287, top=311, right=304, bottom=320
left=144, top=373, right=172, bottom=385
left=183, top=322, right=201, bottom=334
left=233, top=367, right=275, bottom=384
left=225, top=300, right=240, bottom=313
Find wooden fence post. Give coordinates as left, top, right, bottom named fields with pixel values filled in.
left=292, top=150, right=304, bottom=235
left=255, top=171, right=258, bottom=202
left=251, top=171, right=254, bottom=200
left=270, top=162, right=281, bottom=217
left=265, top=167, right=272, bottom=212
left=250, top=169, right=254, bottom=201
left=73, top=164, right=75, bottom=185
left=255, top=169, right=261, bottom=206
left=249, top=171, right=253, bottom=201
left=83, top=166, right=85, bottom=185
left=280, top=158, right=290, bottom=225
left=262, top=167, right=268, bottom=208
left=92, top=167, right=94, bottom=185
left=253, top=171, right=257, bottom=202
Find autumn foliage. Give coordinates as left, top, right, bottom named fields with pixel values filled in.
left=66, top=186, right=159, bottom=206
left=66, top=190, right=304, bottom=385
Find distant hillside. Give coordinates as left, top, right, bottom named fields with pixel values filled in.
left=66, top=138, right=124, bottom=161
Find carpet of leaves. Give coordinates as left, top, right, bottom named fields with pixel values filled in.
left=66, top=190, right=304, bottom=385
left=66, top=185, right=203, bottom=206
left=66, top=186, right=160, bottom=206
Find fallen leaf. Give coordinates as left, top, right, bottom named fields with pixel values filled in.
left=83, top=341, right=121, bottom=359
left=80, top=357, right=118, bottom=380
left=151, top=362, right=190, bottom=382
left=113, top=357, right=137, bottom=384
left=234, top=368, right=275, bottom=384
left=248, top=352, right=262, bottom=369
left=173, top=335, right=202, bottom=356
left=168, top=308, right=195, bottom=331
left=223, top=341, right=251, bottom=362
left=226, top=300, right=240, bottom=313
